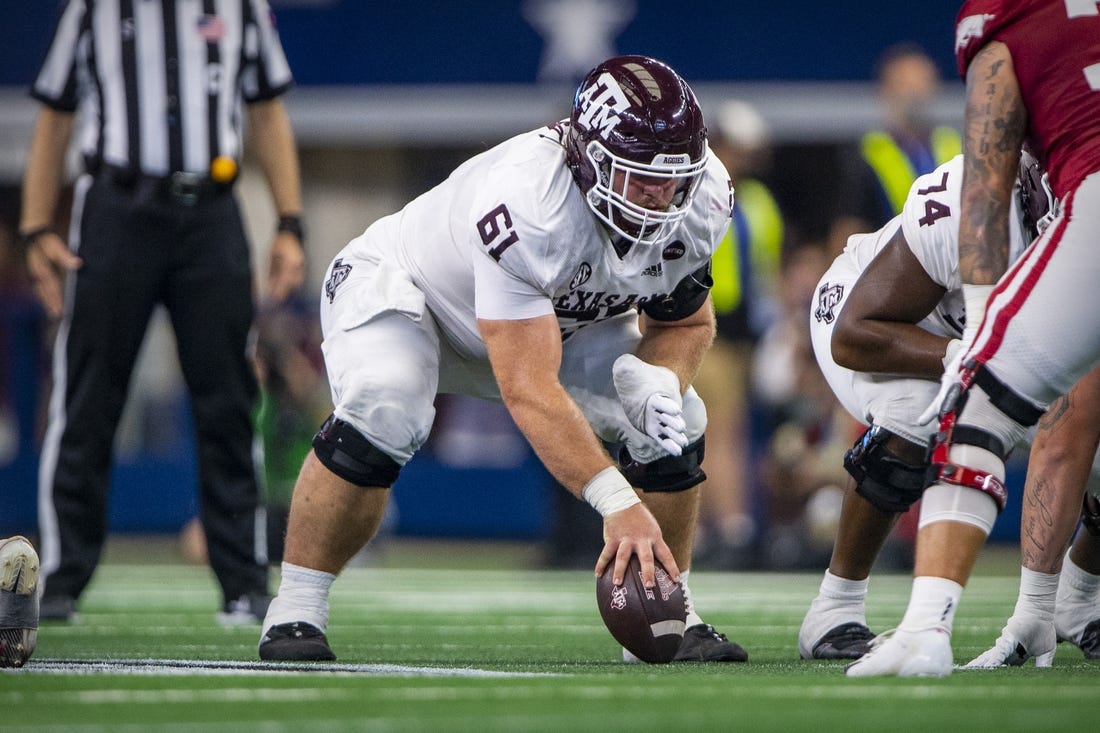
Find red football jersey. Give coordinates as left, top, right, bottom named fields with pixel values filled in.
left=955, top=0, right=1100, bottom=194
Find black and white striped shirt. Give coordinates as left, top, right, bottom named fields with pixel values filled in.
left=31, top=0, right=293, bottom=177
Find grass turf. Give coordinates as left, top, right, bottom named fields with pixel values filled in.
left=2, top=540, right=1096, bottom=732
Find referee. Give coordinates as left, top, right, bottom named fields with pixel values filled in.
left=20, top=0, right=305, bottom=625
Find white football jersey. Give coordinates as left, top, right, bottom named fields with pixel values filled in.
left=838, top=155, right=1029, bottom=339
left=346, top=123, right=732, bottom=360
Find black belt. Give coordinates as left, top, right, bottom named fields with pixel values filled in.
left=93, top=164, right=232, bottom=206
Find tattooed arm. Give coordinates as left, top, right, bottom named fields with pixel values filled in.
left=1019, top=368, right=1100, bottom=573
left=917, top=42, right=1031, bottom=427
left=959, top=41, right=1028, bottom=286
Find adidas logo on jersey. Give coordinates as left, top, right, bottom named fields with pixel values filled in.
left=641, top=263, right=663, bottom=277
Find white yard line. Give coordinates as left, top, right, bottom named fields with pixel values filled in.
left=9, top=658, right=561, bottom=677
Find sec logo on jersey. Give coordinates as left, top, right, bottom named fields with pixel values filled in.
left=569, top=262, right=592, bottom=290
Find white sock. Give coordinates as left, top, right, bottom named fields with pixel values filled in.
left=1055, top=552, right=1100, bottom=642
left=818, top=570, right=870, bottom=606
left=899, top=576, right=963, bottom=634
left=798, top=571, right=869, bottom=654
left=1059, top=552, right=1100, bottom=599
left=681, top=570, right=704, bottom=627
left=262, top=562, right=336, bottom=635
left=808, top=570, right=869, bottom=621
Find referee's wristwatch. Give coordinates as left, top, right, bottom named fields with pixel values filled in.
left=18, top=225, right=53, bottom=251
left=276, top=214, right=304, bottom=242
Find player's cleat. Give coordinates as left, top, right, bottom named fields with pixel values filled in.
left=672, top=623, right=748, bottom=663
left=1073, top=618, right=1100, bottom=659
left=258, top=621, right=336, bottom=661
left=38, top=595, right=77, bottom=623
left=217, top=593, right=272, bottom=627
left=803, top=622, right=876, bottom=660
left=0, top=536, right=40, bottom=668
left=845, top=627, right=952, bottom=678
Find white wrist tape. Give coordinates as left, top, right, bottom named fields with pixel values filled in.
left=962, top=283, right=995, bottom=341
left=1016, top=566, right=1059, bottom=618
left=582, top=466, right=641, bottom=517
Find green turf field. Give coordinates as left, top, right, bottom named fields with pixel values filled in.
left=2, top=540, right=1096, bottom=732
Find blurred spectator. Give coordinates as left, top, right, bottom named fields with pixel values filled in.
left=0, top=201, right=28, bottom=467
left=691, top=99, right=784, bottom=569
left=751, top=243, right=853, bottom=569
left=827, top=43, right=960, bottom=257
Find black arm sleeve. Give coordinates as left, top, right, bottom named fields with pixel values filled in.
left=641, top=262, right=713, bottom=322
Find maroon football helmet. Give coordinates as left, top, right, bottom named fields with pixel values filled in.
left=565, top=55, right=708, bottom=246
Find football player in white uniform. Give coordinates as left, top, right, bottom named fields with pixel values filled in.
left=799, top=152, right=1100, bottom=663
left=258, top=56, right=748, bottom=663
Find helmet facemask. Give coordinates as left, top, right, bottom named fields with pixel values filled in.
left=584, top=140, right=708, bottom=246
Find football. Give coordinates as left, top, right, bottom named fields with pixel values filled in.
left=595, top=555, right=687, bottom=663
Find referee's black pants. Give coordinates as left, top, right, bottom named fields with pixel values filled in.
left=38, top=173, right=269, bottom=607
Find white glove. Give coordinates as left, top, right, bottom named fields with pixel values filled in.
left=966, top=567, right=1058, bottom=668
left=965, top=613, right=1056, bottom=668
left=612, top=353, right=688, bottom=456
left=941, top=338, right=965, bottom=372
left=916, top=284, right=994, bottom=426
left=917, top=338, right=968, bottom=426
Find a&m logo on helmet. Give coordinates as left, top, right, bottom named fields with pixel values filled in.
left=575, top=72, right=632, bottom=139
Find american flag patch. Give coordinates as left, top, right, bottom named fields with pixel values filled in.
left=197, top=15, right=225, bottom=42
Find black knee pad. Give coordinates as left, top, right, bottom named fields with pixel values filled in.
left=618, top=436, right=706, bottom=492
left=844, top=425, right=926, bottom=514
left=312, top=414, right=402, bottom=488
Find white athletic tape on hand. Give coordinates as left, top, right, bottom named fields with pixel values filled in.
left=582, top=466, right=641, bottom=517
left=961, top=283, right=995, bottom=343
